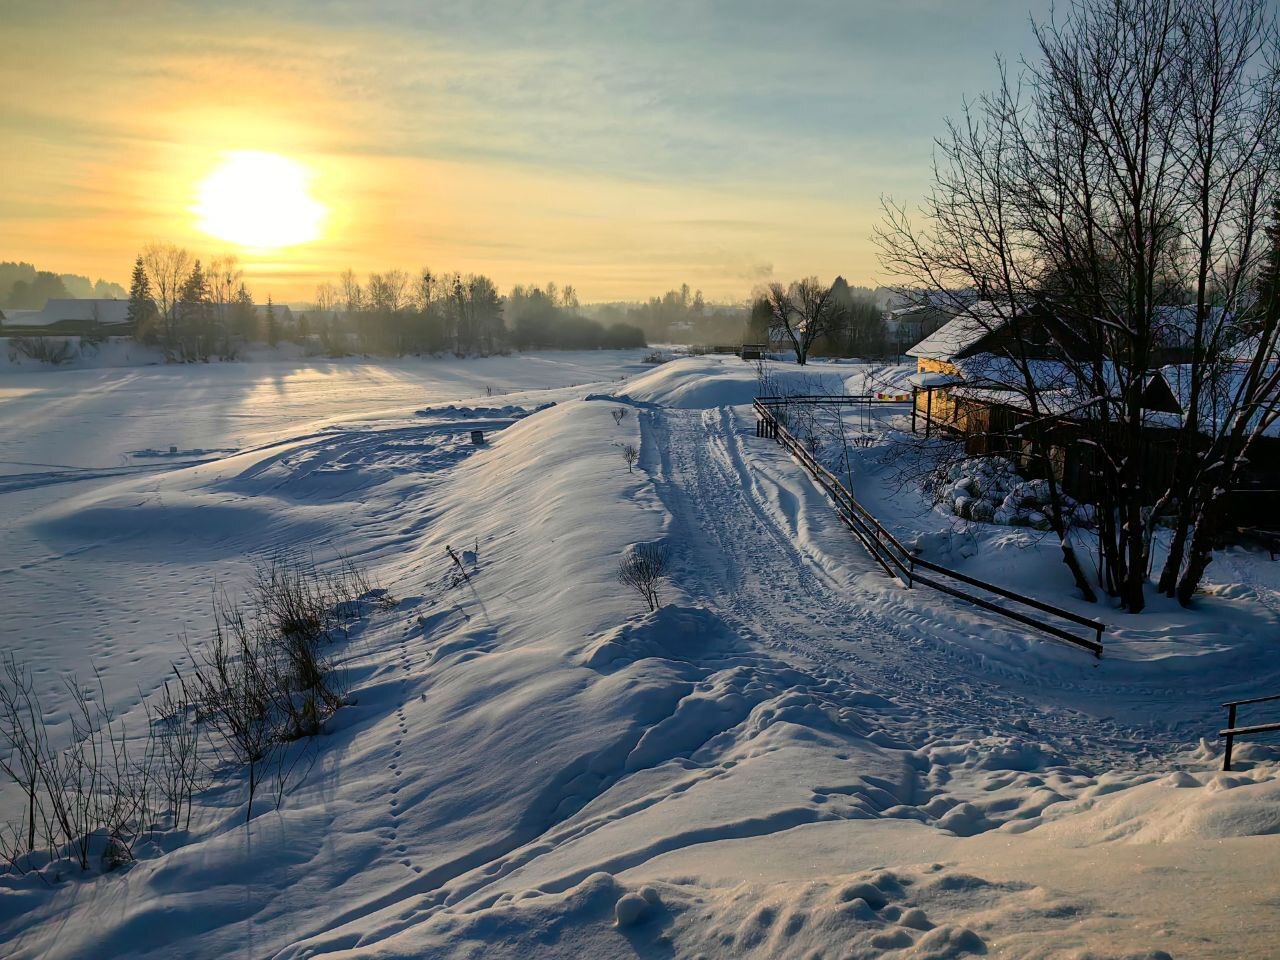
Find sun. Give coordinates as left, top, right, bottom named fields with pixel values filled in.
left=194, top=151, right=325, bottom=249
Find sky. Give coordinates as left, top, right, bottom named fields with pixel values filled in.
left=0, top=1, right=1045, bottom=303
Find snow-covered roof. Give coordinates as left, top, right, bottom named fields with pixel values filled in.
left=906, top=302, right=1010, bottom=361
left=907, top=370, right=961, bottom=388
left=1221, top=332, right=1279, bottom=363
left=1159, top=361, right=1280, bottom=438
left=22, top=298, right=131, bottom=326
left=254, top=303, right=295, bottom=321
left=948, top=352, right=1187, bottom=419
left=1151, top=305, right=1234, bottom=348
left=0, top=308, right=42, bottom=327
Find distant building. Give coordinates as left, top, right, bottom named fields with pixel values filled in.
left=883, top=304, right=954, bottom=357
left=0, top=298, right=130, bottom=329
left=902, top=303, right=1278, bottom=513
left=255, top=303, right=295, bottom=326
left=0, top=298, right=295, bottom=333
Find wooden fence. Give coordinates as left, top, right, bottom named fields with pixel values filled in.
left=1221, top=693, right=1280, bottom=771
left=753, top=395, right=1105, bottom=657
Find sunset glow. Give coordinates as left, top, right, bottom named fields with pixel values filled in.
left=0, top=1, right=1044, bottom=301
left=193, top=151, right=325, bottom=250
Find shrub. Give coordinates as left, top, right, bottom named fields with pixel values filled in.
left=618, top=442, right=639, bottom=473
left=0, top=555, right=390, bottom=870
left=617, top=543, right=671, bottom=612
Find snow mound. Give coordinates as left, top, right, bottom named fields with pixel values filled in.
left=579, top=604, right=737, bottom=669
left=613, top=356, right=908, bottom=409
left=1037, top=761, right=1280, bottom=843
left=363, top=867, right=1011, bottom=959
left=613, top=356, right=763, bottom=408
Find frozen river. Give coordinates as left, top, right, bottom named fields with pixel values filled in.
left=0, top=351, right=645, bottom=476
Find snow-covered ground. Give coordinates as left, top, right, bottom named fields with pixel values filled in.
left=2, top=354, right=1278, bottom=958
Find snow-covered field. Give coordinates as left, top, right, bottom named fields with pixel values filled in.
left=2, top=354, right=1279, bottom=958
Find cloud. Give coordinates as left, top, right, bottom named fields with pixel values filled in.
left=0, top=0, right=1045, bottom=299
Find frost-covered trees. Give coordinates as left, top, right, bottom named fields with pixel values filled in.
left=264, top=296, right=279, bottom=347
left=141, top=242, right=193, bottom=351
left=176, top=259, right=212, bottom=360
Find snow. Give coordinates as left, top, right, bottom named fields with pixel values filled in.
left=904, top=303, right=1007, bottom=361
left=2, top=352, right=1279, bottom=958
left=5, top=298, right=131, bottom=327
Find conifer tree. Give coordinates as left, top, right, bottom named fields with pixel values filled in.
left=232, top=283, right=257, bottom=342
left=126, top=255, right=158, bottom=342
left=177, top=260, right=211, bottom=359
left=265, top=296, right=279, bottom=347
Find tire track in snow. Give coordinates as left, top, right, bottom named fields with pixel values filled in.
left=641, top=405, right=1163, bottom=765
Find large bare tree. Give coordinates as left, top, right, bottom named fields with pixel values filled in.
left=878, top=0, right=1280, bottom=611
left=141, top=242, right=193, bottom=350
left=764, top=277, right=840, bottom=365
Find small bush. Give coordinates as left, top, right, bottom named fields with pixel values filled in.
left=618, top=543, right=671, bottom=612
left=10, top=336, right=75, bottom=365
left=618, top=442, right=639, bottom=473
left=0, top=555, right=390, bottom=871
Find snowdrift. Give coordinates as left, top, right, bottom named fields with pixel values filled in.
left=4, top=356, right=1280, bottom=959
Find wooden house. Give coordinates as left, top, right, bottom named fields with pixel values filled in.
left=904, top=304, right=1279, bottom=522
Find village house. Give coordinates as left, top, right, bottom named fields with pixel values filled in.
left=0, top=298, right=295, bottom=334
left=904, top=303, right=1279, bottom=525
left=6, top=298, right=131, bottom=329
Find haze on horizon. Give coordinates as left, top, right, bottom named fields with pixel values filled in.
left=0, top=1, right=1042, bottom=303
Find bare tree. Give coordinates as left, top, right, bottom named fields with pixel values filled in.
left=618, top=442, right=639, bottom=473
left=617, top=543, right=671, bottom=612
left=207, top=255, right=242, bottom=354
left=764, top=278, right=840, bottom=365
left=339, top=268, right=364, bottom=314
left=367, top=269, right=410, bottom=313
left=142, top=243, right=194, bottom=350
left=314, top=282, right=340, bottom=314
left=877, top=0, right=1280, bottom=610
left=611, top=408, right=628, bottom=425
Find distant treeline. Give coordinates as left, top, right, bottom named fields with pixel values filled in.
left=311, top=271, right=646, bottom=355
left=745, top=277, right=892, bottom=359
left=61, top=244, right=906, bottom=362
left=122, top=250, right=650, bottom=360
left=0, top=261, right=126, bottom=308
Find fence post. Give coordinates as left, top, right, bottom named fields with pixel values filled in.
left=1223, top=703, right=1238, bottom=771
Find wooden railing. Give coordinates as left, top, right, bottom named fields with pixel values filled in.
left=753, top=396, right=1105, bottom=657
left=1221, top=693, right=1280, bottom=770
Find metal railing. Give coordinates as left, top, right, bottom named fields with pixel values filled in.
left=753, top=396, right=1105, bottom=657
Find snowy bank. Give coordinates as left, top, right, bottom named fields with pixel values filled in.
left=2, top=355, right=1278, bottom=959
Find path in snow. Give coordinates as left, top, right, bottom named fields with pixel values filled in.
left=642, top=405, right=1176, bottom=771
